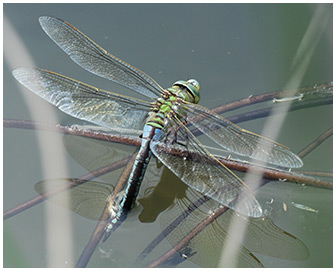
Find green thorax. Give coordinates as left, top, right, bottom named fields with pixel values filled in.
left=146, top=79, right=200, bottom=129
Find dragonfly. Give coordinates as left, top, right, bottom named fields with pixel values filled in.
left=13, top=16, right=303, bottom=238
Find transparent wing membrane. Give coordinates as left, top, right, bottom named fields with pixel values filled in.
left=12, top=16, right=305, bottom=221
left=151, top=117, right=262, bottom=218
left=183, top=103, right=303, bottom=168
left=39, top=16, right=164, bottom=99
left=12, top=68, right=150, bottom=134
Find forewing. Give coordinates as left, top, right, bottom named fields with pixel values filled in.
left=150, top=117, right=262, bottom=218
left=12, top=68, right=150, bottom=135
left=183, top=103, right=303, bottom=168
left=39, top=16, right=164, bottom=99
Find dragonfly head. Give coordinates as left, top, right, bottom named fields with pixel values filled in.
left=173, top=79, right=200, bottom=104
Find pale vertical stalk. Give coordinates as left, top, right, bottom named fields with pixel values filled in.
left=218, top=6, right=330, bottom=267
left=4, top=16, right=74, bottom=267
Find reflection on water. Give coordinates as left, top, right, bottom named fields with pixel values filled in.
left=138, top=167, right=310, bottom=267
left=34, top=134, right=309, bottom=267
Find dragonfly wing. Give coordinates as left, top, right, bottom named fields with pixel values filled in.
left=13, top=68, right=150, bottom=134
left=150, top=117, right=262, bottom=218
left=183, top=103, right=303, bottom=168
left=35, top=178, right=114, bottom=220
left=39, top=16, right=164, bottom=99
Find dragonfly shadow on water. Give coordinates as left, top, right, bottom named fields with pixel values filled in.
left=137, top=185, right=310, bottom=267
left=32, top=133, right=186, bottom=266
left=61, top=132, right=189, bottom=225
left=138, top=166, right=189, bottom=224
left=34, top=133, right=309, bottom=268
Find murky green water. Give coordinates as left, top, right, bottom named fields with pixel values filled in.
left=4, top=3, right=332, bottom=268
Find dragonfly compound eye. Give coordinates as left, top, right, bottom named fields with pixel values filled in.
left=186, top=79, right=200, bottom=104
left=173, top=79, right=200, bottom=104
left=187, top=79, right=200, bottom=92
